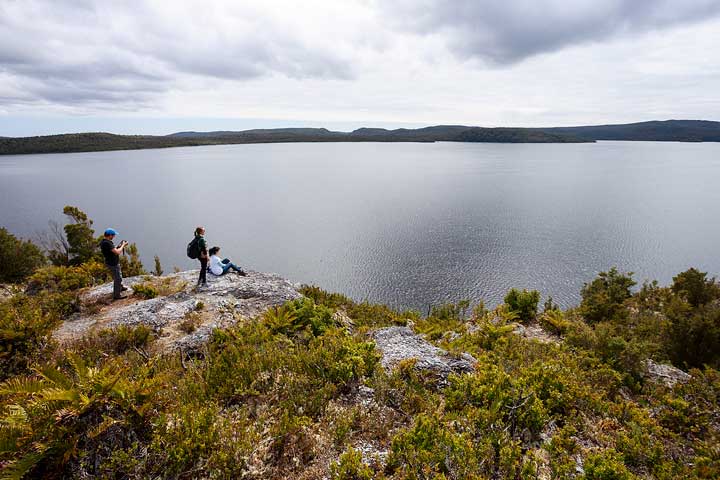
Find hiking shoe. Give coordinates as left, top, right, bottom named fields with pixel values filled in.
left=121, top=286, right=129, bottom=292
left=113, top=295, right=127, bottom=301
left=237, top=270, right=247, bottom=276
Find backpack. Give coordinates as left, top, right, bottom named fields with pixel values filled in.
left=187, top=236, right=200, bottom=259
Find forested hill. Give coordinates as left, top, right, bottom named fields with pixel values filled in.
left=0, top=126, right=587, bottom=155
left=2, top=119, right=720, bottom=155
left=538, top=119, right=720, bottom=142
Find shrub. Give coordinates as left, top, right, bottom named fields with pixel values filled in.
left=26, top=265, right=92, bottom=294
left=0, top=297, right=59, bottom=379
left=671, top=268, right=719, bottom=307
left=0, top=228, right=46, bottom=283
left=179, top=311, right=202, bottom=333
left=583, top=449, right=634, bottom=480
left=153, top=255, right=163, bottom=276
left=504, top=288, right=540, bottom=323
left=430, top=300, right=470, bottom=321
left=330, top=447, right=373, bottom=480
left=580, top=268, right=636, bottom=323
left=263, top=297, right=337, bottom=337
left=83, top=325, right=154, bottom=356
left=132, top=283, right=158, bottom=299
left=45, top=206, right=101, bottom=266
left=663, top=298, right=720, bottom=368
left=120, top=242, right=146, bottom=277
left=540, top=309, right=569, bottom=335
left=0, top=353, right=156, bottom=479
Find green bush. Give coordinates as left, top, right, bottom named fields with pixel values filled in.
left=386, top=414, right=482, bottom=479
left=0, top=297, right=59, bottom=379
left=26, top=261, right=107, bottom=295
left=0, top=228, right=46, bottom=283
left=74, top=325, right=154, bottom=361
left=583, top=449, right=634, bottom=480
left=120, top=243, right=146, bottom=277
left=663, top=298, right=720, bottom=368
left=132, top=283, right=158, bottom=299
left=539, top=309, right=569, bottom=335
left=504, top=288, right=540, bottom=323
left=580, top=268, right=636, bottom=323
left=45, top=206, right=102, bottom=266
left=0, top=353, right=156, bottom=479
left=330, top=447, right=373, bottom=480
left=671, top=268, right=719, bottom=308
left=264, top=297, right=337, bottom=337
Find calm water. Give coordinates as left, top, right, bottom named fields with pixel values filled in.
left=1, top=141, right=719, bottom=310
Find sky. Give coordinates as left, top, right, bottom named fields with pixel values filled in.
left=1, top=0, right=719, bottom=136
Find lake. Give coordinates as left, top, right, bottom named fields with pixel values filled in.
left=1, top=141, right=719, bottom=311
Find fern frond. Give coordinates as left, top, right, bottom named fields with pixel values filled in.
left=36, top=388, right=80, bottom=403
left=37, top=365, right=72, bottom=389
left=0, top=450, right=45, bottom=480
left=1, top=405, right=29, bottom=428
left=53, top=408, right=79, bottom=424
left=0, top=378, right=46, bottom=396
left=66, top=352, right=88, bottom=381
left=87, top=416, right=120, bottom=440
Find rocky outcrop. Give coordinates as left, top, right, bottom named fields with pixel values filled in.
left=372, top=326, right=476, bottom=384
left=643, top=359, right=691, bottom=387
left=55, top=269, right=301, bottom=350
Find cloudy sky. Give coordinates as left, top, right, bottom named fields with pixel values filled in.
left=1, top=0, right=719, bottom=136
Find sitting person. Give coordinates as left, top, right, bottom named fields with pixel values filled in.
left=207, top=246, right=246, bottom=276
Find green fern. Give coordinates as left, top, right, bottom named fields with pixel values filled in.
left=263, top=305, right=298, bottom=336
left=0, top=354, right=154, bottom=479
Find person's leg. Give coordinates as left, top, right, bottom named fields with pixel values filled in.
left=221, top=263, right=232, bottom=275
left=198, top=258, right=208, bottom=285
left=110, top=265, right=123, bottom=299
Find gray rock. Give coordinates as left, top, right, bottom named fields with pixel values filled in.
left=55, top=269, right=301, bottom=350
left=643, top=359, right=691, bottom=387
left=372, top=326, right=476, bottom=383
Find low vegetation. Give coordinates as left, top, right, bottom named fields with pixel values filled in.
left=1, top=210, right=719, bottom=478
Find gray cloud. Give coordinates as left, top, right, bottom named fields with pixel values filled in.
left=0, top=0, right=355, bottom=108
left=382, top=0, right=720, bottom=64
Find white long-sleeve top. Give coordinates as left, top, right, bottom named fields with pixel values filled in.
left=209, top=255, right=224, bottom=275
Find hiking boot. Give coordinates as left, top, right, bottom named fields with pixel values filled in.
left=236, top=270, right=247, bottom=276
left=121, top=286, right=129, bottom=292
left=113, top=294, right=127, bottom=301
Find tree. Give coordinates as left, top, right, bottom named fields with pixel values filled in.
left=579, top=268, right=636, bottom=323
left=119, top=243, right=146, bottom=277
left=503, top=288, right=540, bottom=323
left=671, top=268, right=719, bottom=307
left=0, top=228, right=46, bottom=283
left=664, top=298, right=720, bottom=369
left=153, top=255, right=163, bottom=276
left=45, top=206, right=100, bottom=266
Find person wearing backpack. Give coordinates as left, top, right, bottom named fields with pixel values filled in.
left=188, top=226, right=208, bottom=288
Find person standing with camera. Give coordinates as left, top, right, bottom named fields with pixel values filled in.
left=100, top=228, right=128, bottom=300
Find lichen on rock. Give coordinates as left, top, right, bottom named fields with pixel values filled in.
left=55, top=269, right=301, bottom=350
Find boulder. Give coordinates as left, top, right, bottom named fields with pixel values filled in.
left=643, top=359, right=691, bottom=387
left=372, top=326, right=476, bottom=384
left=55, top=269, right=301, bottom=350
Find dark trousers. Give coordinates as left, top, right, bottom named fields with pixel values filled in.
left=108, top=264, right=123, bottom=298
left=198, top=257, right=208, bottom=285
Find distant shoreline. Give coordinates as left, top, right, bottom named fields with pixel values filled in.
left=1, top=119, right=719, bottom=156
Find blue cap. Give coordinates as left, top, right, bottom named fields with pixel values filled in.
left=104, top=228, right=118, bottom=236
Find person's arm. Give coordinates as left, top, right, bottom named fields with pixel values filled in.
left=111, top=240, right=127, bottom=255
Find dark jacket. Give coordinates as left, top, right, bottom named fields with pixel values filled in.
left=196, top=234, right=207, bottom=257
